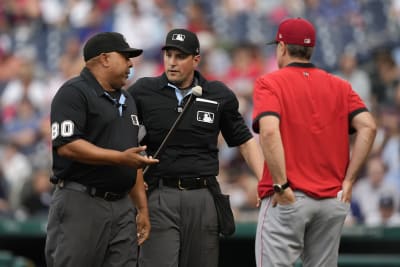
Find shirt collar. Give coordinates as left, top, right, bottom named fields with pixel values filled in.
left=160, top=70, right=204, bottom=90
left=286, top=62, right=315, bottom=68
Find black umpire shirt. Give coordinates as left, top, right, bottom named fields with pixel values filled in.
left=50, top=67, right=140, bottom=193
left=128, top=71, right=252, bottom=178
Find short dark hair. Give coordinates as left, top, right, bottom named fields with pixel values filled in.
left=286, top=44, right=313, bottom=60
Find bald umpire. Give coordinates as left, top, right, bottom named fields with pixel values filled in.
left=45, top=32, right=158, bottom=267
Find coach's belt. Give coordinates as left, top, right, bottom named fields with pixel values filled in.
left=160, top=176, right=211, bottom=190
left=58, top=180, right=127, bottom=201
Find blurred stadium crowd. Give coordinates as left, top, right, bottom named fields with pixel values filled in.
left=0, top=0, right=400, bottom=227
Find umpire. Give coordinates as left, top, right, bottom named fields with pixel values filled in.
left=128, top=29, right=264, bottom=267
left=45, top=32, right=158, bottom=267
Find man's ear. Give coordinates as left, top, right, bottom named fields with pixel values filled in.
left=99, top=53, right=111, bottom=67
left=193, top=54, right=201, bottom=68
left=278, top=42, right=286, bottom=56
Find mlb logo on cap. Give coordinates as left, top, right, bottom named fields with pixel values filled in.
left=162, top=28, right=200, bottom=55
left=172, top=34, right=185, bottom=42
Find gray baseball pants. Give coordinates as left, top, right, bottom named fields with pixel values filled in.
left=255, top=191, right=349, bottom=267
left=139, top=181, right=219, bottom=267
left=45, top=187, right=138, bottom=267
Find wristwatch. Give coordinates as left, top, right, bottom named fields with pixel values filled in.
left=273, top=181, right=290, bottom=194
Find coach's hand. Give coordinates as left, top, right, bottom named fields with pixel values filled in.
left=121, top=146, right=159, bottom=168
left=340, top=179, right=353, bottom=204
left=272, top=187, right=296, bottom=207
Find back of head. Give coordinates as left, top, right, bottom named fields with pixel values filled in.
left=267, top=17, right=316, bottom=60
left=268, top=17, right=316, bottom=47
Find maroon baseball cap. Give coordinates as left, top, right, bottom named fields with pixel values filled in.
left=267, top=17, right=316, bottom=47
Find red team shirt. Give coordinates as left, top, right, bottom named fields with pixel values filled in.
left=252, top=63, right=367, bottom=199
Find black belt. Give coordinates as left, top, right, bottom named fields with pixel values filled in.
left=160, top=176, right=211, bottom=190
left=58, top=180, right=127, bottom=201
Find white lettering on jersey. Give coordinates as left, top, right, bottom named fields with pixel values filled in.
left=61, top=120, right=74, bottom=137
left=131, top=115, right=139, bottom=126
left=51, top=122, right=59, bottom=140
left=51, top=120, right=75, bottom=140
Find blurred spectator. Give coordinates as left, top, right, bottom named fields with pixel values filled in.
left=0, top=35, right=24, bottom=92
left=344, top=200, right=364, bottom=226
left=155, top=0, right=187, bottom=32
left=0, top=58, right=47, bottom=112
left=366, top=195, right=400, bottom=227
left=45, top=35, right=85, bottom=109
left=0, top=168, right=11, bottom=217
left=0, top=143, right=32, bottom=209
left=28, top=115, right=52, bottom=170
left=379, top=107, right=400, bottom=192
left=185, top=2, right=211, bottom=33
left=58, top=35, right=85, bottom=80
left=334, top=51, right=372, bottom=109
left=215, top=0, right=252, bottom=43
left=113, top=0, right=166, bottom=60
left=67, top=0, right=113, bottom=39
left=352, top=155, right=400, bottom=224
left=39, top=0, right=68, bottom=27
left=2, top=97, right=43, bottom=156
left=369, top=48, right=400, bottom=106
left=20, top=168, right=53, bottom=218
left=223, top=43, right=264, bottom=103
left=393, top=81, right=400, bottom=110
left=218, top=168, right=259, bottom=222
left=305, top=0, right=364, bottom=70
left=234, top=171, right=259, bottom=221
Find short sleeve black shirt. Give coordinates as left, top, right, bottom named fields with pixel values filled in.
left=128, top=71, right=252, bottom=178
left=50, top=68, right=139, bottom=192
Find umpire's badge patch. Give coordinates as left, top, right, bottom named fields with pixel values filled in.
left=197, top=111, right=214, bottom=123
left=131, top=115, right=139, bottom=126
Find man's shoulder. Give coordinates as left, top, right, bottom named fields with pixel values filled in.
left=202, top=79, right=233, bottom=96
left=129, top=76, right=164, bottom=93
left=54, top=75, right=86, bottom=96
left=257, top=68, right=287, bottom=83
left=206, top=79, right=228, bottom=89
left=70, top=74, right=88, bottom=86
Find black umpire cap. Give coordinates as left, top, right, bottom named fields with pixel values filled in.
left=162, top=28, right=200, bottom=55
left=83, top=32, right=143, bottom=61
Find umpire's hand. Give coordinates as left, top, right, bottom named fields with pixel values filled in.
left=136, top=209, right=150, bottom=246
left=121, top=146, right=159, bottom=168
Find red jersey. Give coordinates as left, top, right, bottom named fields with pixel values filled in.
left=252, top=62, right=367, bottom=199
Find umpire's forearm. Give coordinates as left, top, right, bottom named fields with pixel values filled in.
left=57, top=139, right=124, bottom=165
left=239, top=138, right=264, bottom=180
left=129, top=169, right=149, bottom=214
